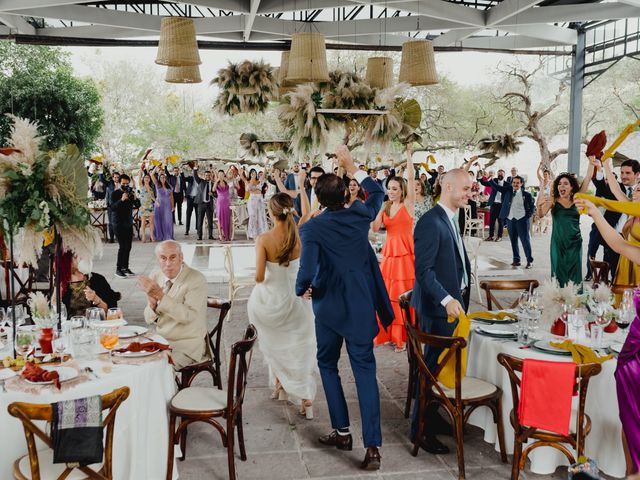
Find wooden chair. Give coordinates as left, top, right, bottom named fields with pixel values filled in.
left=407, top=322, right=507, bottom=479
left=463, top=236, right=483, bottom=302
left=497, top=354, right=602, bottom=480
left=177, top=297, right=231, bottom=390
left=167, top=324, right=258, bottom=480
left=398, top=290, right=417, bottom=418
left=224, top=245, right=255, bottom=306
left=1, top=259, right=36, bottom=308
left=7, top=386, right=130, bottom=480
left=589, top=257, right=610, bottom=286
left=479, top=280, right=539, bottom=310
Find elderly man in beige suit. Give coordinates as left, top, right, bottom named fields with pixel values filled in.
left=139, top=240, right=210, bottom=369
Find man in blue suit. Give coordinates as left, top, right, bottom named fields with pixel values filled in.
left=412, top=168, right=472, bottom=454
left=489, top=175, right=535, bottom=268
left=478, top=168, right=508, bottom=241
left=296, top=145, right=393, bottom=471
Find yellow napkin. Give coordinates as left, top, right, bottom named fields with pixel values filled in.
left=470, top=311, right=517, bottom=321
left=574, top=193, right=640, bottom=217
left=548, top=339, right=613, bottom=364
left=437, top=311, right=470, bottom=389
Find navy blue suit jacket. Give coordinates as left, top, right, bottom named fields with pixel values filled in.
left=295, top=176, right=393, bottom=341
left=166, top=167, right=186, bottom=196
left=412, top=205, right=471, bottom=332
left=478, top=177, right=510, bottom=207
left=486, top=180, right=535, bottom=220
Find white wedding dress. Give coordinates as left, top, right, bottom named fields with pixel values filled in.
left=247, top=258, right=317, bottom=404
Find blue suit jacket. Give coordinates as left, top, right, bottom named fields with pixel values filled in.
left=478, top=177, right=510, bottom=207
left=412, top=205, right=471, bottom=333
left=485, top=180, right=535, bottom=220
left=295, top=176, right=393, bottom=341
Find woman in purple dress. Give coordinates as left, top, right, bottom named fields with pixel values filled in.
left=214, top=170, right=232, bottom=241
left=576, top=197, right=640, bottom=474
left=152, top=169, right=174, bottom=241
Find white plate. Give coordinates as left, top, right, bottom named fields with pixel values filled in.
left=609, top=343, right=624, bottom=354
left=23, top=366, right=79, bottom=385
left=0, top=368, right=16, bottom=380
left=477, top=325, right=518, bottom=336
left=118, top=326, right=148, bottom=339
left=532, top=340, right=573, bottom=356
left=91, top=319, right=127, bottom=328
left=112, top=349, right=159, bottom=358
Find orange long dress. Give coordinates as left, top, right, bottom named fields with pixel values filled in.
left=374, top=204, right=415, bottom=348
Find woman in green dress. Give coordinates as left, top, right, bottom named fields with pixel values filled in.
left=536, top=162, right=594, bottom=286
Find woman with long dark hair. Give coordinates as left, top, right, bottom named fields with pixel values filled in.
left=241, top=168, right=268, bottom=239
left=138, top=171, right=156, bottom=243
left=213, top=170, right=232, bottom=241
left=152, top=167, right=174, bottom=241
left=537, top=161, right=593, bottom=286
left=247, top=191, right=317, bottom=419
left=346, top=178, right=365, bottom=207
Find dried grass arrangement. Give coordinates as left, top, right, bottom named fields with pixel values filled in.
left=478, top=133, right=522, bottom=159
left=212, top=60, right=277, bottom=116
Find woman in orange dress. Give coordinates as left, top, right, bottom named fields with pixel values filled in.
left=372, top=148, right=416, bottom=352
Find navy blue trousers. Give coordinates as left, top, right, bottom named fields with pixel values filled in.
left=506, top=217, right=533, bottom=263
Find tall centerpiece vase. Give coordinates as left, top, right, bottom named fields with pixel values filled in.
left=28, top=292, right=55, bottom=355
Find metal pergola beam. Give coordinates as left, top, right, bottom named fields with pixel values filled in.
left=568, top=28, right=586, bottom=175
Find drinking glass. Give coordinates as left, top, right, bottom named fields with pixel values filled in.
left=52, top=303, right=67, bottom=323
left=7, top=305, right=26, bottom=327
left=52, top=330, right=69, bottom=362
left=106, top=307, right=123, bottom=321
left=622, top=288, right=634, bottom=308
left=592, top=312, right=611, bottom=349
left=617, top=306, right=635, bottom=339
left=69, top=315, right=85, bottom=330
left=517, top=313, right=530, bottom=344
left=0, top=307, right=6, bottom=325
left=15, top=327, right=36, bottom=360
left=86, top=307, right=105, bottom=326
left=517, top=292, right=530, bottom=312
left=98, top=326, right=120, bottom=367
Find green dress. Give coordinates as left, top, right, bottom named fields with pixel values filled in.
left=550, top=202, right=582, bottom=286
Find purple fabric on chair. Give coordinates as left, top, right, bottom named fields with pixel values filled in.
left=615, top=289, right=640, bottom=471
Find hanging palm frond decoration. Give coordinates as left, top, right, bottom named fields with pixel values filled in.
left=277, top=84, right=331, bottom=158
left=478, top=133, right=522, bottom=158
left=212, top=60, right=277, bottom=116
left=239, top=133, right=262, bottom=159
left=322, top=70, right=375, bottom=111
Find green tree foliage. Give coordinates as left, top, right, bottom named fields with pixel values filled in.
left=0, top=43, right=103, bottom=153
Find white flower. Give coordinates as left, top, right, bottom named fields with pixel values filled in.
left=27, top=291, right=50, bottom=319
left=6, top=115, right=44, bottom=166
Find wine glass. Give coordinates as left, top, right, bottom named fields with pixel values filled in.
left=7, top=305, right=26, bottom=327
left=591, top=305, right=611, bottom=349
left=86, top=307, right=105, bottom=326
left=15, top=326, right=36, bottom=360
left=98, top=325, right=120, bottom=368
left=52, top=303, right=67, bottom=323
left=617, top=306, right=635, bottom=339
left=622, top=288, right=634, bottom=308
left=106, top=307, right=123, bottom=321
left=52, top=330, right=69, bottom=362
left=0, top=307, right=6, bottom=325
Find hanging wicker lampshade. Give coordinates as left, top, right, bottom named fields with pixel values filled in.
left=165, top=65, right=202, bottom=84
left=155, top=17, right=202, bottom=67
left=366, top=57, right=394, bottom=89
left=277, top=51, right=296, bottom=94
left=286, top=32, right=330, bottom=84
left=399, top=40, right=438, bottom=86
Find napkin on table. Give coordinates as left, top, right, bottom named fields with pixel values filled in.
left=52, top=395, right=103, bottom=465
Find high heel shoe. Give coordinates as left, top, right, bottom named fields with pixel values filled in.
left=270, top=383, right=283, bottom=400
left=299, top=402, right=313, bottom=420
left=278, top=389, right=288, bottom=401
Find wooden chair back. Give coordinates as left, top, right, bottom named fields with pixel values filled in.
left=1, top=259, right=35, bottom=307
left=207, top=297, right=231, bottom=380
left=479, top=280, right=539, bottom=310
left=589, top=258, right=610, bottom=286
left=226, top=324, right=257, bottom=417
left=399, top=290, right=416, bottom=418
left=7, top=386, right=130, bottom=480
left=497, top=354, right=601, bottom=461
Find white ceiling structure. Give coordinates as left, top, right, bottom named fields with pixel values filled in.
left=0, top=0, right=640, bottom=53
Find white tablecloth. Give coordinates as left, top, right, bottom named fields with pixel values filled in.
left=0, top=353, right=177, bottom=480
left=466, top=329, right=625, bottom=478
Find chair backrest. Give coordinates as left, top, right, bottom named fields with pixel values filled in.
left=206, top=297, right=231, bottom=358
left=405, top=319, right=467, bottom=412
left=479, top=279, right=539, bottom=310
left=226, top=324, right=258, bottom=416
left=223, top=245, right=256, bottom=282
left=497, top=354, right=601, bottom=442
left=7, top=386, right=130, bottom=480
left=589, top=258, right=610, bottom=286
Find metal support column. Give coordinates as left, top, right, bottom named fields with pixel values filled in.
left=567, top=28, right=586, bottom=175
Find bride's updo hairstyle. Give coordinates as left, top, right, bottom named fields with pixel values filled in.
left=268, top=193, right=300, bottom=266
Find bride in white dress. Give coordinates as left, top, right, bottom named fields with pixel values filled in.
left=247, top=192, right=317, bottom=419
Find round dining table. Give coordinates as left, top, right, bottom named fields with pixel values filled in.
left=0, top=336, right=178, bottom=480
left=466, top=326, right=626, bottom=478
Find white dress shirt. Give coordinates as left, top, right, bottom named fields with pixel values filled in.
left=437, top=203, right=468, bottom=308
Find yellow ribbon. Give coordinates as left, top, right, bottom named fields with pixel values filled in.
left=470, top=310, right=517, bottom=321
left=437, top=311, right=470, bottom=389
left=574, top=193, right=640, bottom=217
left=548, top=339, right=613, bottom=364
left=166, top=155, right=179, bottom=165
left=42, top=227, right=55, bottom=248
left=601, top=119, right=640, bottom=162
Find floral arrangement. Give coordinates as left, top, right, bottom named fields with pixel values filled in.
left=27, top=292, right=51, bottom=322
left=538, top=279, right=580, bottom=326
left=88, top=199, right=107, bottom=209
left=212, top=60, right=277, bottom=116
left=478, top=133, right=522, bottom=166
left=0, top=116, right=102, bottom=266
left=580, top=284, right=619, bottom=321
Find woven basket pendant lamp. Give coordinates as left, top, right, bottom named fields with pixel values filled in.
left=366, top=57, right=394, bottom=89
left=398, top=40, right=438, bottom=86
left=277, top=51, right=295, bottom=94
left=165, top=65, right=202, bottom=83
left=286, top=32, right=330, bottom=84
left=155, top=17, right=202, bottom=67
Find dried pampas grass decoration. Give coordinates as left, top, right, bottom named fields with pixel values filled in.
left=478, top=133, right=522, bottom=158
left=212, top=60, right=277, bottom=116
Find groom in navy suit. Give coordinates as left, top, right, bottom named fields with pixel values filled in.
left=412, top=168, right=473, bottom=454
left=296, top=145, right=393, bottom=471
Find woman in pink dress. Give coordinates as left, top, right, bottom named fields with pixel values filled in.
left=213, top=170, right=232, bottom=241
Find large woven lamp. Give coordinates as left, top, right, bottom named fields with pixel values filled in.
left=366, top=57, right=394, bottom=89
left=399, top=40, right=438, bottom=86
left=165, top=65, right=202, bottom=83
left=286, top=32, right=330, bottom=84
left=155, top=17, right=201, bottom=67
left=277, top=51, right=295, bottom=94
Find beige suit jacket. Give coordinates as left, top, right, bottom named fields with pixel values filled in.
left=144, top=264, right=209, bottom=368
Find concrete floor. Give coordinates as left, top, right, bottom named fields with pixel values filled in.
left=92, top=217, right=613, bottom=480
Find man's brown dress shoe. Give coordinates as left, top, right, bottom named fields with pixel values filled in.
left=360, top=447, right=381, bottom=470
left=318, top=431, right=353, bottom=451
